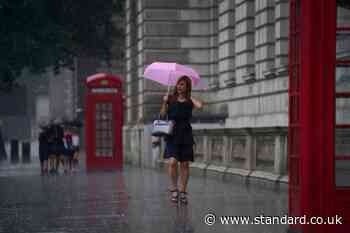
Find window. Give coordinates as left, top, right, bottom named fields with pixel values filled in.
left=335, top=1, right=350, bottom=187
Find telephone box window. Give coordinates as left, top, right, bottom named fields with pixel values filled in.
left=337, top=0, right=350, bottom=27
left=336, top=32, right=350, bottom=60
left=336, top=160, right=350, bottom=186
left=336, top=65, right=350, bottom=92
left=95, top=102, right=114, bottom=158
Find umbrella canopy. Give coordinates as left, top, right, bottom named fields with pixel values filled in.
left=143, top=62, right=201, bottom=87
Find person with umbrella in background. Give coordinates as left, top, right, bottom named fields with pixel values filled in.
left=144, top=62, right=204, bottom=204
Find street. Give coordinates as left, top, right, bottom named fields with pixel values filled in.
left=0, top=159, right=288, bottom=233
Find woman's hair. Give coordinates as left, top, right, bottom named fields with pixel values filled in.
left=160, top=76, right=192, bottom=117
left=170, top=76, right=192, bottom=102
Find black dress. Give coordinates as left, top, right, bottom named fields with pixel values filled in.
left=164, top=99, right=195, bottom=162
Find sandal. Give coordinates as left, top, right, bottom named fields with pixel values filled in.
left=169, top=189, right=178, bottom=203
left=179, top=191, right=188, bottom=205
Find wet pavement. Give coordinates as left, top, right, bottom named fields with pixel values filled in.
left=0, top=158, right=288, bottom=233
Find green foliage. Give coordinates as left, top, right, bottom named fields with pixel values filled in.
left=0, top=0, right=125, bottom=91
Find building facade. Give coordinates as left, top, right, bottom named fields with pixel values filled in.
left=124, top=0, right=290, bottom=182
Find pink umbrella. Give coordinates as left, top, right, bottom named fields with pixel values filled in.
left=143, top=62, right=203, bottom=88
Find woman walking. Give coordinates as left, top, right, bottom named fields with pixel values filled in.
left=160, top=76, right=203, bottom=204
left=38, top=123, right=49, bottom=175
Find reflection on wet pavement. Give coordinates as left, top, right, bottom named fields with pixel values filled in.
left=0, top=161, right=288, bottom=233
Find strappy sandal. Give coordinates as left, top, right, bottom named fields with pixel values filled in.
left=179, top=191, right=188, bottom=205
left=169, top=189, right=178, bottom=203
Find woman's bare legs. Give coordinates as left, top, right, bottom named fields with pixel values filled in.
left=168, top=157, right=178, bottom=190
left=168, top=157, right=179, bottom=202
left=179, top=161, right=190, bottom=204
left=179, top=161, right=189, bottom=192
left=43, top=160, right=48, bottom=174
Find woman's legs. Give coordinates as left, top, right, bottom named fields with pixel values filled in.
left=179, top=161, right=190, bottom=204
left=48, top=154, right=56, bottom=172
left=40, top=160, right=44, bottom=175
left=168, top=157, right=178, bottom=190
left=168, top=157, right=179, bottom=202
left=43, top=159, right=48, bottom=174
left=179, top=161, right=190, bottom=193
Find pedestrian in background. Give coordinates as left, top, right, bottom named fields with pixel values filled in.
left=63, top=126, right=74, bottom=174
left=160, top=76, right=203, bottom=204
left=47, top=120, right=55, bottom=173
left=48, top=119, right=64, bottom=174
left=72, top=127, right=80, bottom=172
left=38, top=122, right=49, bottom=175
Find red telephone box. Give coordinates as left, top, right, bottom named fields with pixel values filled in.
left=85, top=73, right=123, bottom=171
left=289, top=1, right=350, bottom=233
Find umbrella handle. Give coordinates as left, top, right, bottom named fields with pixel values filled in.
left=167, top=71, right=172, bottom=95
left=167, top=83, right=171, bottom=95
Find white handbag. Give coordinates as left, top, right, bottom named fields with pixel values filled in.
left=152, top=87, right=174, bottom=137
left=152, top=118, right=174, bottom=137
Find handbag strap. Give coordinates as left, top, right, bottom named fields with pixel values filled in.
left=157, top=75, right=172, bottom=121
left=158, top=113, right=169, bottom=121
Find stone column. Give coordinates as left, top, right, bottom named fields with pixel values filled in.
left=125, top=0, right=139, bottom=124
left=274, top=134, right=282, bottom=173
left=274, top=0, right=289, bottom=75
left=244, top=129, right=256, bottom=170
left=218, top=0, right=236, bottom=87
left=235, top=0, right=255, bottom=84
left=209, top=1, right=219, bottom=89
left=137, top=0, right=144, bottom=122
left=254, top=0, right=275, bottom=80
left=222, top=135, right=231, bottom=164
left=203, top=135, right=212, bottom=163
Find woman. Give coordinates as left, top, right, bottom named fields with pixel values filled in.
left=160, top=76, right=203, bottom=204
left=48, top=119, right=64, bottom=174
left=71, top=128, right=80, bottom=172
left=63, top=126, right=74, bottom=173
left=38, top=123, right=49, bottom=175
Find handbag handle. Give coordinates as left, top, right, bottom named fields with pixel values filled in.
left=158, top=112, right=169, bottom=121
left=159, top=80, right=172, bottom=120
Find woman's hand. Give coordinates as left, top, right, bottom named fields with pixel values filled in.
left=163, top=94, right=169, bottom=102
left=191, top=97, right=203, bottom=109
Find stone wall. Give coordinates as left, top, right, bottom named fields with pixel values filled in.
left=123, top=123, right=288, bottom=183
left=124, top=0, right=290, bottom=181
left=125, top=0, right=217, bottom=124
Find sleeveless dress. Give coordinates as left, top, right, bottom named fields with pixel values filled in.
left=164, top=99, right=195, bottom=162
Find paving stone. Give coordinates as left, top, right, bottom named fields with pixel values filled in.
left=0, top=160, right=288, bottom=233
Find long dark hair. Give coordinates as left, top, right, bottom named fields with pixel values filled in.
left=160, top=76, right=192, bottom=116
left=169, top=76, right=192, bottom=103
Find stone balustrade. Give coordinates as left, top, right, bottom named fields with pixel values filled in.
left=123, top=123, right=288, bottom=185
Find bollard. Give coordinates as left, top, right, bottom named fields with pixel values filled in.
left=10, top=139, right=19, bottom=163
left=22, top=142, right=31, bottom=163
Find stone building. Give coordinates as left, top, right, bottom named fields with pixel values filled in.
left=124, top=0, right=290, bottom=183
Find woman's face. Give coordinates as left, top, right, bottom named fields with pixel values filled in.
left=176, top=80, right=187, bottom=94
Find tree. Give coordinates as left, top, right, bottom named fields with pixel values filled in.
left=0, top=0, right=125, bottom=91
left=338, top=0, right=350, bottom=9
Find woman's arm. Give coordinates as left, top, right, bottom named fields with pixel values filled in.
left=159, top=94, right=169, bottom=117
left=191, top=96, right=203, bottom=109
